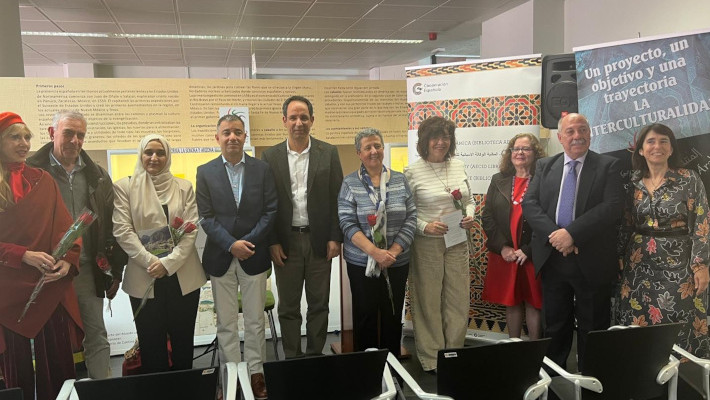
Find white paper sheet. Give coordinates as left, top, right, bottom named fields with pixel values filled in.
left=441, top=210, right=466, bottom=248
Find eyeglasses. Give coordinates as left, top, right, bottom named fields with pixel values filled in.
left=431, top=135, right=451, bottom=142
left=511, top=147, right=533, bottom=153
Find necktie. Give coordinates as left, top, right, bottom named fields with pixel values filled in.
left=557, top=160, right=578, bottom=228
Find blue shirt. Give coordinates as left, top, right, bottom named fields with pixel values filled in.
left=222, top=154, right=245, bottom=208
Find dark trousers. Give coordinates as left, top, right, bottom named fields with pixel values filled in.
left=0, top=306, right=77, bottom=400
left=347, top=262, right=409, bottom=357
left=541, top=253, right=611, bottom=371
left=130, top=274, right=200, bottom=374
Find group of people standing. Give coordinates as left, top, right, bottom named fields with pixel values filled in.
left=0, top=100, right=707, bottom=400
left=481, top=112, right=708, bottom=373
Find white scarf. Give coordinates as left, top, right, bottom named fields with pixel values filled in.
left=128, top=134, right=179, bottom=227
left=358, top=165, right=389, bottom=278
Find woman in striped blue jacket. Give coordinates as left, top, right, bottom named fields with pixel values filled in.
left=338, top=127, right=416, bottom=357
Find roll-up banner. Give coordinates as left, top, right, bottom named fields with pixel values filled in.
left=405, top=56, right=542, bottom=335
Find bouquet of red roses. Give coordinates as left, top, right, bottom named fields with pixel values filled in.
left=169, top=216, right=203, bottom=244
left=133, top=216, right=203, bottom=320
left=18, top=208, right=97, bottom=322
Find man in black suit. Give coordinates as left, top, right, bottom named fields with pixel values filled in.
left=522, top=113, right=623, bottom=370
left=196, top=114, right=277, bottom=399
left=262, top=96, right=343, bottom=358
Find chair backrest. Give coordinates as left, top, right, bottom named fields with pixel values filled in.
left=0, top=388, right=22, bottom=400
left=436, top=338, right=551, bottom=400
left=580, top=323, right=682, bottom=400
left=263, top=349, right=389, bottom=400
left=73, top=367, right=218, bottom=400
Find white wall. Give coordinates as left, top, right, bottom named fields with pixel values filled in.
left=564, top=0, right=710, bottom=51
left=369, top=62, right=416, bottom=80
left=94, top=65, right=251, bottom=79
left=481, top=1, right=534, bottom=59
left=25, top=65, right=65, bottom=77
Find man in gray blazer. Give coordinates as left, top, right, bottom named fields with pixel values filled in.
left=523, top=113, right=623, bottom=371
left=196, top=114, right=277, bottom=400
left=262, top=96, right=344, bottom=358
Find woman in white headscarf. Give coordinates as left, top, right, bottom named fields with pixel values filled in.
left=113, top=134, right=206, bottom=374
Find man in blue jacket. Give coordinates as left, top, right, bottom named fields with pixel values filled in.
left=196, top=114, right=277, bottom=400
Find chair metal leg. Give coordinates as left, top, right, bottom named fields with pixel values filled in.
left=212, top=337, right=219, bottom=367
left=193, top=337, right=219, bottom=367
left=266, top=309, right=279, bottom=360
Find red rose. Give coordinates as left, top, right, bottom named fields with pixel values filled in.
left=79, top=212, right=95, bottom=225
left=96, top=253, right=110, bottom=272
left=367, top=214, right=377, bottom=227
left=183, top=222, right=197, bottom=234
left=451, top=189, right=462, bottom=200
left=171, top=217, right=184, bottom=229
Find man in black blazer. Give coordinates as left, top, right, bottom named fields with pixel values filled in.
left=522, top=113, right=623, bottom=370
left=261, top=96, right=343, bottom=358
left=196, top=114, right=277, bottom=399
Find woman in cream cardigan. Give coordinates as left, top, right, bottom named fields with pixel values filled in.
left=113, top=134, right=206, bottom=373
left=405, top=117, right=475, bottom=373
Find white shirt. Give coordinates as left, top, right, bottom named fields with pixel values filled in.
left=287, top=138, right=311, bottom=226
left=555, top=152, right=587, bottom=225
left=404, top=158, right=475, bottom=236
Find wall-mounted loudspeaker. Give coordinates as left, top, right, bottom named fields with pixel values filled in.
left=541, top=53, right=578, bottom=129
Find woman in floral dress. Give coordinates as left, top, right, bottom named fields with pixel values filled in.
left=617, top=123, right=709, bottom=357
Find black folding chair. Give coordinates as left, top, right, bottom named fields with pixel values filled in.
left=238, top=349, right=395, bottom=400
left=56, top=366, right=224, bottom=400
left=387, top=338, right=552, bottom=400
left=546, top=323, right=683, bottom=400
left=0, top=388, right=22, bottom=400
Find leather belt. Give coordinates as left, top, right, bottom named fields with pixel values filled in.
left=291, top=226, right=310, bottom=233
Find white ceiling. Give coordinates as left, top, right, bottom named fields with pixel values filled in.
left=19, top=0, right=527, bottom=69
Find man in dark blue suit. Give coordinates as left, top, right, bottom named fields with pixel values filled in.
left=196, top=114, right=277, bottom=400
left=523, top=113, right=623, bottom=371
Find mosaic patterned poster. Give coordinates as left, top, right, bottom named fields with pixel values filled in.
left=404, top=57, right=542, bottom=336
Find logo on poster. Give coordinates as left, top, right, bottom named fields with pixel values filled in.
left=412, top=82, right=448, bottom=96
left=225, top=108, right=248, bottom=120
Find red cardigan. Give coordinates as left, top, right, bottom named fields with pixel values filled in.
left=0, top=167, right=83, bottom=352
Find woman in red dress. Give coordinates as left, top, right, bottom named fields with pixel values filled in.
left=482, top=133, right=546, bottom=339
left=0, top=112, right=83, bottom=400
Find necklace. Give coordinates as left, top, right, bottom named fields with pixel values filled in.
left=427, top=160, right=450, bottom=192
left=644, top=172, right=666, bottom=195
left=511, top=176, right=530, bottom=205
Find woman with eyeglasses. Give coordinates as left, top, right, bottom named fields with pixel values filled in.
left=481, top=133, right=546, bottom=339
left=404, top=116, right=474, bottom=373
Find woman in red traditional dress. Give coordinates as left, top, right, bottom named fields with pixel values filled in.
left=482, top=133, right=546, bottom=339
left=0, top=112, right=83, bottom=400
